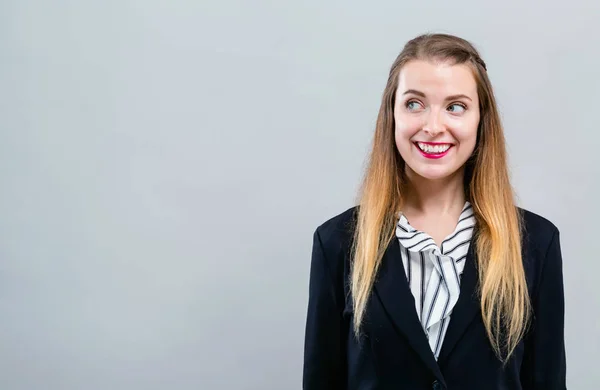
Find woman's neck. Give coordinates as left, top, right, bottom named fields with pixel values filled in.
left=403, top=167, right=466, bottom=217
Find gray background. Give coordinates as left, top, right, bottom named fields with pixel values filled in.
left=1, top=0, right=599, bottom=389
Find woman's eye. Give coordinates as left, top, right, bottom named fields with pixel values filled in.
left=406, top=101, right=422, bottom=111
left=448, top=103, right=466, bottom=113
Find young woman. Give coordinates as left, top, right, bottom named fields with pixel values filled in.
left=302, top=34, right=566, bottom=390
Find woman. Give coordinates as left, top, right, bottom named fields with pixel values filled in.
left=302, top=34, right=566, bottom=389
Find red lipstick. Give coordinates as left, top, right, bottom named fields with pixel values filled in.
left=413, top=141, right=454, bottom=159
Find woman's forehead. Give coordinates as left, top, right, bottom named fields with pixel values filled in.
left=397, top=60, right=478, bottom=97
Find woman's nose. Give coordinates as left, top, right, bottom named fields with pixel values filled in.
left=423, top=109, right=445, bottom=137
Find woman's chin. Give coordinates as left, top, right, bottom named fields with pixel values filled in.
left=406, top=164, right=460, bottom=182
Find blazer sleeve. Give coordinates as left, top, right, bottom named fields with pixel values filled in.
left=521, top=228, right=567, bottom=389
left=302, top=228, right=347, bottom=390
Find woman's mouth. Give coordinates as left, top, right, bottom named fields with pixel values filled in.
left=413, top=141, right=454, bottom=159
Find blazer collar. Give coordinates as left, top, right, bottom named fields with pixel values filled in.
left=373, top=228, right=480, bottom=384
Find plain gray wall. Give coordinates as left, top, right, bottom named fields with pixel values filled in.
left=1, top=0, right=599, bottom=389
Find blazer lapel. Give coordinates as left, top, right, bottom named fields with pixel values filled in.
left=373, top=237, right=445, bottom=385
left=437, top=236, right=480, bottom=364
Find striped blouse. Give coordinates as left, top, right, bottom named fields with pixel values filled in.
left=395, top=201, right=476, bottom=360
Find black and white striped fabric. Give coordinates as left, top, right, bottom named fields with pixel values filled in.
left=395, top=201, right=476, bottom=360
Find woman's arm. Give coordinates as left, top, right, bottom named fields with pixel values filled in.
left=302, top=228, right=347, bottom=390
left=520, top=228, right=567, bottom=389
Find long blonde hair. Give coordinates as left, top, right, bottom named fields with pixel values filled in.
left=351, top=33, right=529, bottom=362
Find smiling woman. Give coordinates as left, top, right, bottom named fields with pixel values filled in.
left=303, top=33, right=566, bottom=390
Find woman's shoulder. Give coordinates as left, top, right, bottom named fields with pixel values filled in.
left=310, top=206, right=358, bottom=287
left=518, top=206, right=560, bottom=254
left=313, top=205, right=358, bottom=256
left=315, top=204, right=358, bottom=238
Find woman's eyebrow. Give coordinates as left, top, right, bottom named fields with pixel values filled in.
left=402, top=89, right=472, bottom=102
left=402, top=89, right=427, bottom=97
left=445, top=94, right=472, bottom=102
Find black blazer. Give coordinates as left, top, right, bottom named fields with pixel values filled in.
left=303, top=206, right=566, bottom=390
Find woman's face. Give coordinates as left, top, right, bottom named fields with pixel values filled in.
left=394, top=60, right=480, bottom=181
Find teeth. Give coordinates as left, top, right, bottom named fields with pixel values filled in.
left=417, top=142, right=451, bottom=154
